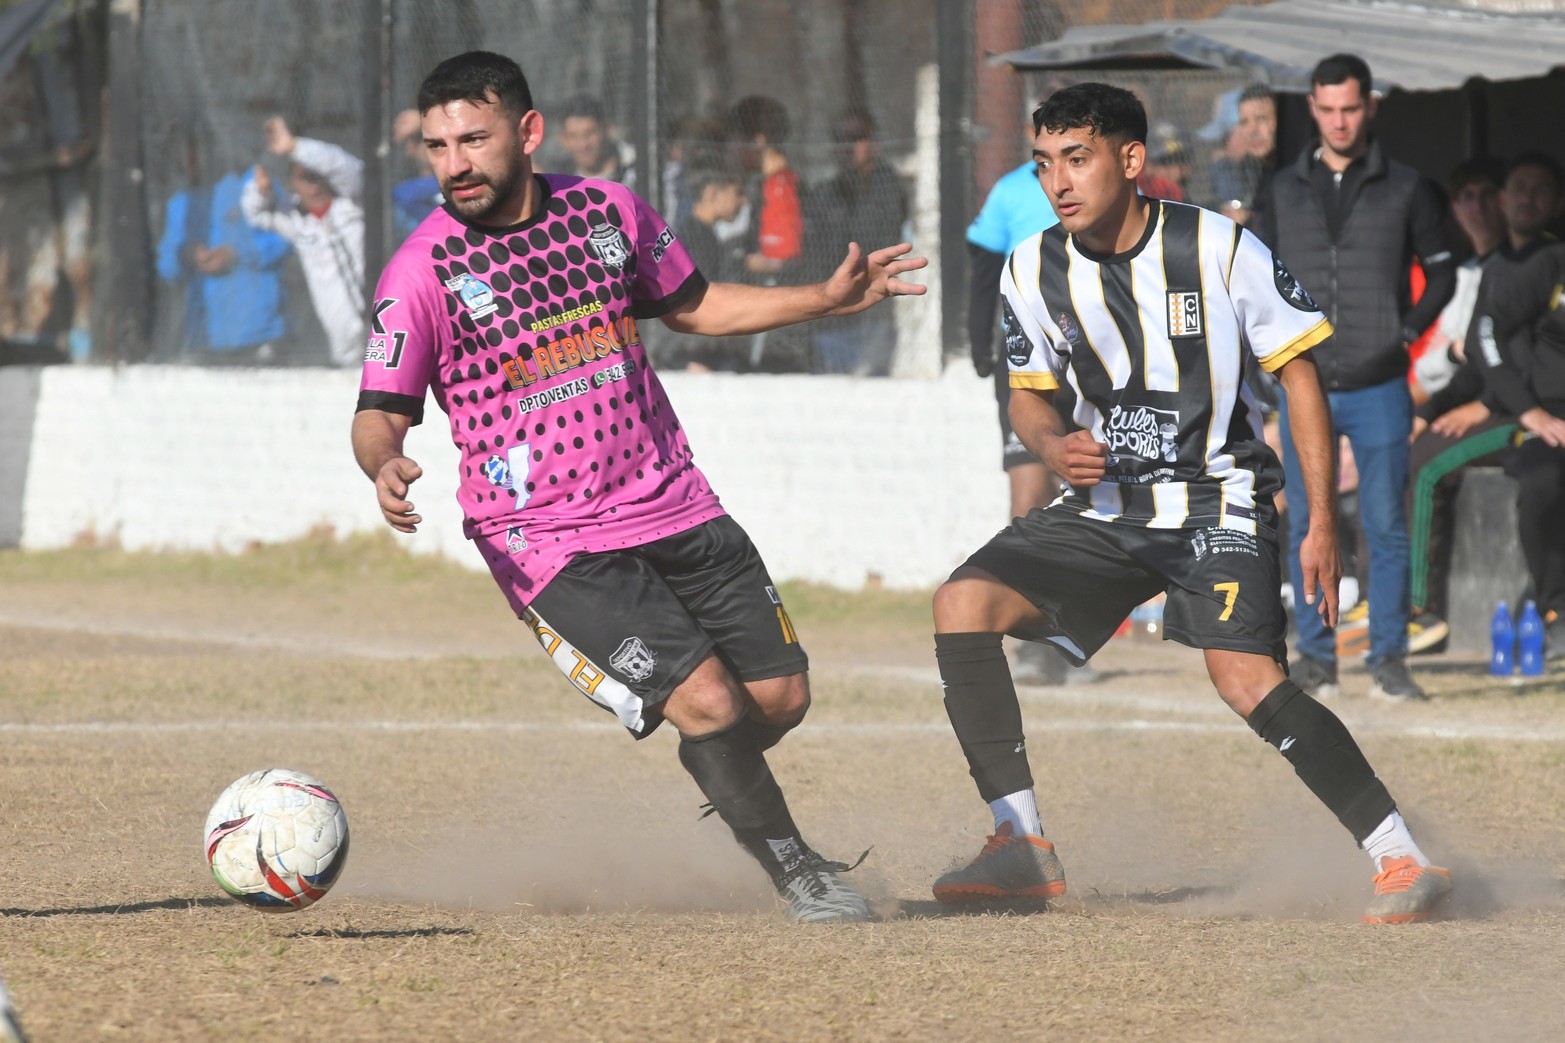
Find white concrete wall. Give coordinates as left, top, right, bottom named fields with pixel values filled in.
left=16, top=365, right=1009, bottom=589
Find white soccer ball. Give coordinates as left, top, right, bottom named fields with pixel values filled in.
left=203, top=769, right=349, bottom=911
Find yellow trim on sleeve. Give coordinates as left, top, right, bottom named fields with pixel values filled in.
left=1259, top=317, right=1333, bottom=373
left=1010, top=372, right=1060, bottom=391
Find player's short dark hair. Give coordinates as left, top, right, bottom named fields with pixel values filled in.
left=1311, top=53, right=1373, bottom=100
left=560, top=95, right=606, bottom=125
left=685, top=162, right=741, bottom=200
left=1447, top=156, right=1505, bottom=196
left=733, top=95, right=790, bottom=143
left=1505, top=150, right=1565, bottom=195
left=1032, top=82, right=1147, bottom=146
left=417, top=51, right=534, bottom=119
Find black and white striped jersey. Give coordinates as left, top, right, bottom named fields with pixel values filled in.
left=1001, top=199, right=1331, bottom=534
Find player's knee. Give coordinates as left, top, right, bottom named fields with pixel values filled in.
left=665, top=664, right=747, bottom=736
left=933, top=574, right=1005, bottom=633
left=750, top=672, right=810, bottom=726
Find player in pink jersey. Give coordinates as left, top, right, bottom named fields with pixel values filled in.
left=352, top=52, right=924, bottom=923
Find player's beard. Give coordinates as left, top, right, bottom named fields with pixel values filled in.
left=443, top=163, right=525, bottom=224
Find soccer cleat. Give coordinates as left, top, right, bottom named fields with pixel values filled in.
left=1407, top=611, right=1450, bottom=655
left=772, top=841, right=874, bottom=924
left=932, top=822, right=1067, bottom=904
left=1362, top=855, right=1452, bottom=924
left=1334, top=600, right=1371, bottom=657
left=1290, top=654, right=1340, bottom=700
left=1369, top=657, right=1429, bottom=702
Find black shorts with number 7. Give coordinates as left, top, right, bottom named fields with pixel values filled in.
left=962, top=506, right=1288, bottom=665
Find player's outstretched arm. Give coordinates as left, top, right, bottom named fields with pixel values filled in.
left=1275, top=353, right=1340, bottom=627
left=660, top=242, right=927, bottom=338
left=351, top=409, right=424, bottom=534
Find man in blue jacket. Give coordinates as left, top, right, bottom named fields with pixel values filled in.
left=157, top=132, right=291, bottom=364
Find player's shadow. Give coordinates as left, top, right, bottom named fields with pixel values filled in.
left=287, top=926, right=476, bottom=940
left=0, top=896, right=234, bottom=917
left=894, top=883, right=1230, bottom=919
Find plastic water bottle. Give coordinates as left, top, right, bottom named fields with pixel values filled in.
left=1519, top=600, right=1545, bottom=677
left=1490, top=601, right=1515, bottom=677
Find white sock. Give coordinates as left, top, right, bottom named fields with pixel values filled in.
left=989, top=789, right=1043, bottom=837
left=1361, top=811, right=1429, bottom=869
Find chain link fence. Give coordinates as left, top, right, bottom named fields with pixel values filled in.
left=3, top=0, right=1287, bottom=374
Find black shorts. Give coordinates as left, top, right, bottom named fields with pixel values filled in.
left=995, top=365, right=1077, bottom=471
left=963, top=507, right=1287, bottom=664
left=523, top=515, right=808, bottom=738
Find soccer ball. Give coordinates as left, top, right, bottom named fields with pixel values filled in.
left=203, top=769, right=350, bottom=911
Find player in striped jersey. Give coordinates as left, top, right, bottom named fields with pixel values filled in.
left=929, top=84, right=1450, bottom=924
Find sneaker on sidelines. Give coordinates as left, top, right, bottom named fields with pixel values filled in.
left=1290, top=654, right=1340, bottom=700
left=1369, top=657, right=1429, bottom=702
left=1407, top=611, right=1450, bottom=655
left=1334, top=600, right=1371, bottom=657
left=1546, top=611, right=1565, bottom=663
left=1064, top=661, right=1100, bottom=685
left=1012, top=642, right=1067, bottom=686
left=1362, top=855, right=1452, bottom=924
left=932, top=822, right=1067, bottom=904
left=772, top=841, right=873, bottom=924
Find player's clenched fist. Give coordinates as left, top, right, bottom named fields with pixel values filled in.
left=375, top=456, right=424, bottom=533
left=1041, top=430, right=1109, bottom=486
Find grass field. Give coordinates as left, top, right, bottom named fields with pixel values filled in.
left=3, top=532, right=1564, bottom=1041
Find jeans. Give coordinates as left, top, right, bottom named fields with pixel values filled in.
left=814, top=310, right=896, bottom=376
left=1279, top=375, right=1412, bottom=666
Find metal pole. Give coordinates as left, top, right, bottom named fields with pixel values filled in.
left=361, top=0, right=393, bottom=299
left=92, top=0, right=153, bottom=364
left=631, top=0, right=659, bottom=210
left=936, top=0, right=974, bottom=366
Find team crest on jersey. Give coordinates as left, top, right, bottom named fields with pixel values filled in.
left=610, top=636, right=657, bottom=682
left=1167, top=291, right=1204, bottom=338
left=1105, top=404, right=1180, bottom=467
left=1001, top=300, right=1034, bottom=367
left=445, top=272, right=498, bottom=318
left=480, top=454, right=513, bottom=490
left=587, top=222, right=631, bottom=272
left=1272, top=255, right=1317, bottom=311
left=505, top=525, right=527, bottom=554
left=1055, top=311, right=1082, bottom=346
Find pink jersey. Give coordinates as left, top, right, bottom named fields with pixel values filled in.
left=358, top=174, right=724, bottom=605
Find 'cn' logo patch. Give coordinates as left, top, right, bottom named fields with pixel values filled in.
left=1166, top=291, right=1203, bottom=338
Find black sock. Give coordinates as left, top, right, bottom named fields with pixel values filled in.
left=935, top=631, right=1034, bottom=802
left=1247, top=679, right=1397, bottom=843
left=677, top=718, right=800, bottom=878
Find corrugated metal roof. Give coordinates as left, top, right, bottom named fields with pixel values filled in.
left=996, top=0, right=1565, bottom=93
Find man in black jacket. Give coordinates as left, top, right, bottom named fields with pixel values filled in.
left=1255, top=54, right=1456, bottom=701
left=1473, top=240, right=1565, bottom=657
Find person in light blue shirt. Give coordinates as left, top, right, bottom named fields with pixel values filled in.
left=965, top=130, right=1093, bottom=686
left=157, top=137, right=291, bottom=364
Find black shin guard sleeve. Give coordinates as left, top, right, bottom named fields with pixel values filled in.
left=1247, top=679, right=1397, bottom=843
left=935, top=631, right=1034, bottom=803
left=677, top=719, right=798, bottom=858
left=741, top=714, right=795, bottom=754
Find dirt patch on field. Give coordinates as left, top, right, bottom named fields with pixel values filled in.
left=2, top=540, right=1564, bottom=1040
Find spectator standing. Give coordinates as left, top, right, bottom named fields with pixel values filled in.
left=555, top=95, right=636, bottom=189
left=391, top=108, right=443, bottom=242
left=242, top=117, right=366, bottom=368
left=1406, top=155, right=1560, bottom=645
left=663, top=163, right=748, bottom=372
left=1255, top=53, right=1456, bottom=701
left=1210, top=85, right=1277, bottom=227
left=732, top=94, right=807, bottom=370
left=805, top=109, right=908, bottom=376
left=1138, top=121, right=1188, bottom=202
left=156, top=129, right=291, bottom=364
